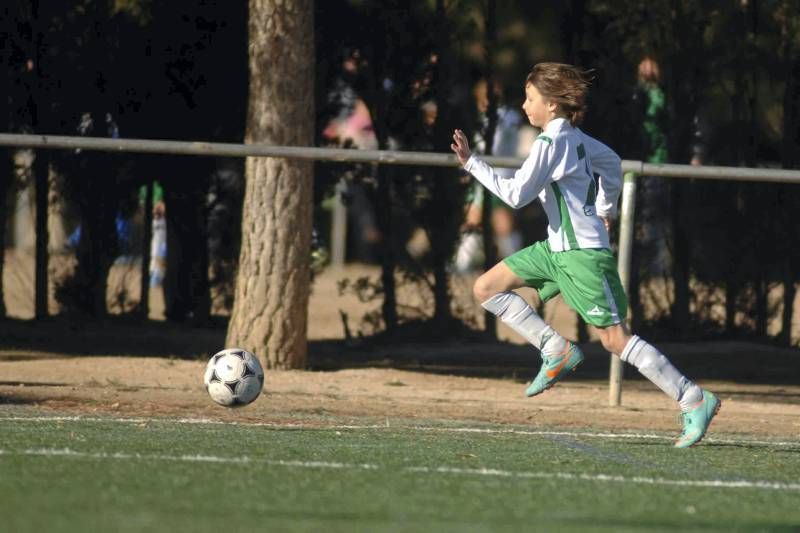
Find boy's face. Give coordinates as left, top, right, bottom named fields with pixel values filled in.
left=522, top=83, right=556, bottom=128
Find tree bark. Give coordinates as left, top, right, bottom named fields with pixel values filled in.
left=226, top=0, right=314, bottom=369
left=358, top=8, right=397, bottom=333
left=0, top=18, right=11, bottom=318
left=29, top=0, right=49, bottom=319
left=779, top=3, right=799, bottom=346
left=481, top=0, right=498, bottom=338
left=33, top=151, right=48, bottom=318
left=67, top=153, right=120, bottom=316
left=665, top=4, right=704, bottom=338
left=0, top=150, right=9, bottom=318
left=669, top=181, right=689, bottom=337
left=139, top=180, right=153, bottom=318
left=163, top=157, right=210, bottom=324
left=375, top=165, right=398, bottom=331
left=781, top=268, right=796, bottom=347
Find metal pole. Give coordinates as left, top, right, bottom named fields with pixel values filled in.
left=609, top=172, right=637, bottom=406
left=330, top=179, right=347, bottom=267
left=2, top=133, right=800, bottom=183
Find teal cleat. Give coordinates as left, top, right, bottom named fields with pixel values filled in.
left=525, top=342, right=584, bottom=397
left=674, top=390, right=721, bottom=448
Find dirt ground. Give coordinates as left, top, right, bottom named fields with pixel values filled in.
left=1, top=251, right=799, bottom=439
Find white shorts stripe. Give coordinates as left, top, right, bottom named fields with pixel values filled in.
left=601, top=274, right=620, bottom=321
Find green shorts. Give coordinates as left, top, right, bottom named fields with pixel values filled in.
left=504, top=241, right=628, bottom=327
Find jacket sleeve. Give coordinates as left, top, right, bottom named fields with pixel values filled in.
left=463, top=137, right=554, bottom=209
left=581, top=132, right=622, bottom=218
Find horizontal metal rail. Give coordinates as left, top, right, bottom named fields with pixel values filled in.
left=1, top=133, right=799, bottom=183
left=3, top=131, right=798, bottom=407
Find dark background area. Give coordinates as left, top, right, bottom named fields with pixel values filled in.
left=1, top=0, right=799, bottom=351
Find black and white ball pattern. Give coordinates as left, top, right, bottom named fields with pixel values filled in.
left=204, top=348, right=265, bottom=407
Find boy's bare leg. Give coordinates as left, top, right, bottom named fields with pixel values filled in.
left=474, top=261, right=559, bottom=349
left=473, top=261, right=526, bottom=298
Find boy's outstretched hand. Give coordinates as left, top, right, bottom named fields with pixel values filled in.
left=451, top=129, right=471, bottom=166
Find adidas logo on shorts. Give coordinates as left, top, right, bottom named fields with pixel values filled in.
left=587, top=305, right=604, bottom=316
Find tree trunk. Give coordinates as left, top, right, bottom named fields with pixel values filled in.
left=33, top=151, right=48, bottom=318
left=0, top=150, right=9, bottom=318
left=226, top=0, right=314, bottom=369
left=30, top=0, right=49, bottom=319
left=669, top=181, right=689, bottom=337
left=139, top=180, right=153, bottom=318
left=430, top=173, right=453, bottom=324
left=779, top=4, right=799, bottom=346
left=68, top=157, right=119, bottom=316
left=163, top=157, right=210, bottom=324
left=375, top=165, right=397, bottom=331
left=426, top=0, right=464, bottom=328
left=481, top=0, right=498, bottom=338
left=725, top=277, right=738, bottom=334
left=627, top=176, right=647, bottom=334
left=0, top=26, right=10, bottom=318
left=360, top=12, right=397, bottom=333
left=754, top=278, right=768, bottom=338
left=560, top=0, right=585, bottom=64
left=781, top=268, right=796, bottom=347
left=665, top=4, right=703, bottom=338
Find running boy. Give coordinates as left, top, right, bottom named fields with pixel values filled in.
left=450, top=63, right=720, bottom=448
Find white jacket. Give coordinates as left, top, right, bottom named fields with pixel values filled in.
left=464, top=117, right=622, bottom=252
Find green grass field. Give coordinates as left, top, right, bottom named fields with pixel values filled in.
left=1, top=409, right=799, bottom=532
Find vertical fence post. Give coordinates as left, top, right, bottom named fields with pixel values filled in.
left=330, top=178, right=347, bottom=267
left=609, top=171, right=637, bottom=406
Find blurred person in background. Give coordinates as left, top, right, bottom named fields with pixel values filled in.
left=321, top=48, right=381, bottom=263
left=454, top=79, right=524, bottom=273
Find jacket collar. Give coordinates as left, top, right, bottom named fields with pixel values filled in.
left=543, top=117, right=570, bottom=136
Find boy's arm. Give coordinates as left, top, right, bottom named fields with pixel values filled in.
left=462, top=137, right=555, bottom=209
left=582, top=133, right=622, bottom=217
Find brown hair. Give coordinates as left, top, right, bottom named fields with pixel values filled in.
left=525, top=63, right=594, bottom=125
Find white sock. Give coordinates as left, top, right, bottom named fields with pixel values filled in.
left=481, top=292, right=567, bottom=357
left=621, top=335, right=703, bottom=412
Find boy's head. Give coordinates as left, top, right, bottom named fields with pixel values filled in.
left=523, top=62, right=593, bottom=127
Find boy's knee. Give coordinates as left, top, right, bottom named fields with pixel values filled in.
left=599, top=335, right=617, bottom=354
left=473, top=275, right=495, bottom=302
left=597, top=325, right=629, bottom=354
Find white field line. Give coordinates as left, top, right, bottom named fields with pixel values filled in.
left=2, top=415, right=798, bottom=448
left=1, top=447, right=799, bottom=492
left=407, top=466, right=800, bottom=491
left=0, top=448, right=378, bottom=470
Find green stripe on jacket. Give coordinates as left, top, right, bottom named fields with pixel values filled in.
left=549, top=182, right=579, bottom=250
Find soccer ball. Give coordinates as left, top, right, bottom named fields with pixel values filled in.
left=204, top=348, right=265, bottom=407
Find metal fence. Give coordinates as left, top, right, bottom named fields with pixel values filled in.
left=2, top=132, right=799, bottom=406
